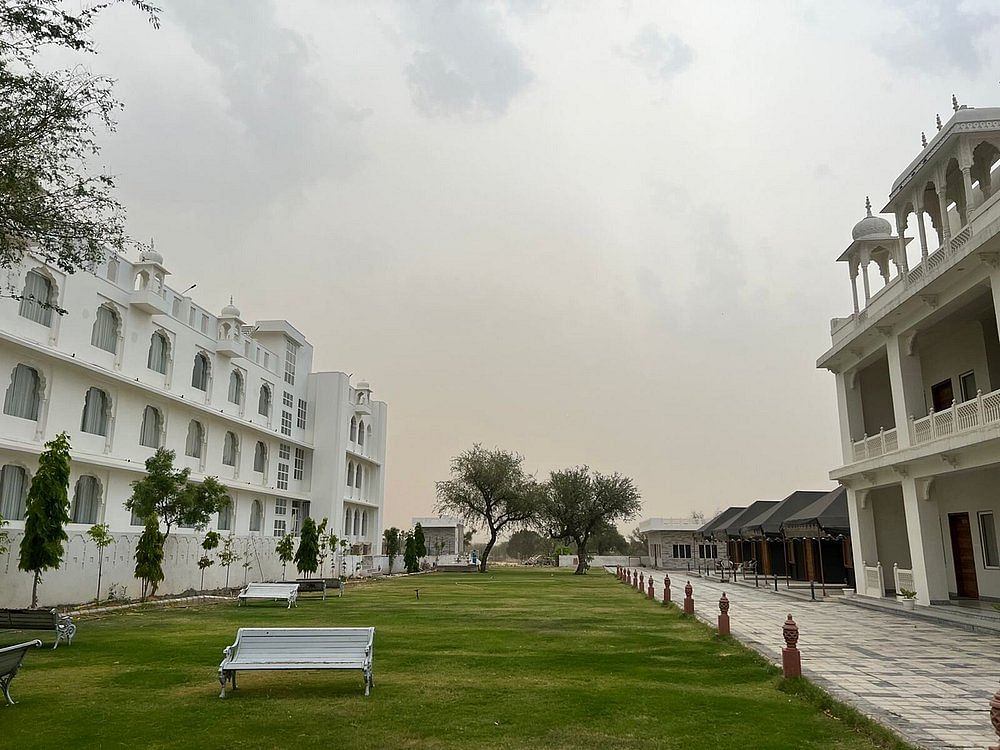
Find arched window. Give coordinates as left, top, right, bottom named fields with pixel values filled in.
left=358, top=420, right=365, bottom=447
left=350, top=416, right=357, bottom=442
left=185, top=420, right=204, bottom=458
left=139, top=405, right=163, bottom=448
left=253, top=441, right=267, bottom=472
left=3, top=364, right=41, bottom=421
left=218, top=497, right=233, bottom=531
left=80, top=387, right=110, bottom=436
left=107, top=256, right=120, bottom=282
left=222, top=431, right=238, bottom=466
left=347, top=461, right=354, bottom=488
left=344, top=508, right=351, bottom=536
left=228, top=370, right=244, bottom=405
left=147, top=331, right=169, bottom=374
left=0, top=464, right=28, bottom=520
left=191, top=352, right=210, bottom=390
left=366, top=424, right=372, bottom=448
left=355, top=464, right=362, bottom=489
left=250, top=499, right=263, bottom=532
left=361, top=510, right=367, bottom=536
left=71, top=475, right=100, bottom=524
left=18, top=270, right=53, bottom=326
left=258, top=384, right=271, bottom=417
left=91, top=305, right=120, bottom=353
left=353, top=508, right=360, bottom=536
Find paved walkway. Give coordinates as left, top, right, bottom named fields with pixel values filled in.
left=617, top=567, right=999, bottom=750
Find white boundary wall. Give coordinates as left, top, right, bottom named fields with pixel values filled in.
left=558, top=555, right=648, bottom=568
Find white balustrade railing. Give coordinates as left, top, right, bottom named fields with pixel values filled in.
left=909, top=388, right=1000, bottom=446
left=893, top=562, right=915, bottom=595
left=851, top=427, right=898, bottom=461
left=862, top=562, right=884, bottom=598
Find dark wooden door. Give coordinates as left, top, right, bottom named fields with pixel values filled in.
left=932, top=379, right=954, bottom=411
left=949, top=513, right=979, bottom=599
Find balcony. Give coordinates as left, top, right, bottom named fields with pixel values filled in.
left=129, top=288, right=170, bottom=315
left=354, top=400, right=372, bottom=417
left=216, top=338, right=242, bottom=358
left=851, top=428, right=899, bottom=462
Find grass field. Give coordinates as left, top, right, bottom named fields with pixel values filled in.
left=0, top=568, right=912, bottom=749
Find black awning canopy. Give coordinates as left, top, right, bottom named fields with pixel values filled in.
left=781, top=487, right=850, bottom=539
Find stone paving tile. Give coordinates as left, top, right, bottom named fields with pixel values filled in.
left=618, top=568, right=998, bottom=750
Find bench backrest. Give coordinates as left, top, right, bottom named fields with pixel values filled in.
left=242, top=583, right=297, bottom=596
left=294, top=580, right=325, bottom=592
left=0, top=640, right=41, bottom=676
left=233, top=627, right=373, bottom=660
left=0, top=608, right=59, bottom=630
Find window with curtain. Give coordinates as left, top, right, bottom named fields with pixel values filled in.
left=91, top=305, right=119, bottom=353
left=253, top=441, right=267, bottom=472
left=258, top=384, right=271, bottom=416
left=107, top=257, right=119, bottom=282
left=361, top=511, right=367, bottom=536
left=191, top=352, right=210, bottom=390
left=228, top=370, right=244, bottom=404
left=344, top=508, right=351, bottom=535
left=139, top=405, right=162, bottom=448
left=347, top=461, right=354, bottom=488
left=358, top=421, right=365, bottom=447
left=3, top=364, right=41, bottom=421
left=80, top=387, right=110, bottom=436
left=355, top=465, right=362, bottom=489
left=147, top=331, right=169, bottom=374
left=350, top=417, right=357, bottom=442
left=18, top=271, right=53, bottom=326
left=250, top=499, right=263, bottom=532
left=71, top=475, right=100, bottom=524
left=218, top=499, right=233, bottom=531
left=366, top=425, right=372, bottom=448
left=353, top=509, right=360, bottom=536
left=222, top=431, right=238, bottom=466
left=185, top=420, right=203, bottom=458
left=0, top=464, right=28, bottom=519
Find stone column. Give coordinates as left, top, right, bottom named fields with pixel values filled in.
left=915, top=197, right=929, bottom=262
left=861, top=260, right=872, bottom=305
left=961, top=165, right=974, bottom=221
left=885, top=333, right=924, bottom=449
left=895, top=211, right=909, bottom=275
left=988, top=267, right=1000, bottom=345
left=845, top=487, right=878, bottom=596
left=900, top=476, right=950, bottom=605
left=849, top=260, right=860, bottom=314
left=835, top=371, right=864, bottom=463
left=936, top=183, right=952, bottom=246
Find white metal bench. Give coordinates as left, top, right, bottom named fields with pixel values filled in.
left=0, top=608, right=76, bottom=649
left=237, top=583, right=298, bottom=609
left=218, top=627, right=375, bottom=698
left=0, top=640, right=42, bottom=705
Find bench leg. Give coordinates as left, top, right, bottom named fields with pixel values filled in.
left=219, top=670, right=228, bottom=698
left=1, top=674, right=15, bottom=706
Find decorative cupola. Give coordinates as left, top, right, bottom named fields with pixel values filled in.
left=132, top=239, right=170, bottom=292
left=837, top=198, right=910, bottom=315
left=354, top=381, right=373, bottom=415
left=220, top=296, right=243, bottom=323
left=216, top=296, right=245, bottom=357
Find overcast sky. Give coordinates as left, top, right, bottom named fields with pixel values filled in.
left=79, top=0, right=999, bottom=532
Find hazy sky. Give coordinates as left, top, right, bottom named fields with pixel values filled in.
left=76, top=0, right=999, bottom=531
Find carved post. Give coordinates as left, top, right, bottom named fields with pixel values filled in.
left=782, top=613, right=801, bottom=678
left=647, top=576, right=654, bottom=600
left=988, top=683, right=999, bottom=750
left=683, top=581, right=694, bottom=615
left=663, top=573, right=671, bottom=605
left=638, top=572, right=644, bottom=592
left=718, top=592, right=730, bottom=636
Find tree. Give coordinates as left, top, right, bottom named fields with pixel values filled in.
left=539, top=467, right=641, bottom=575
left=275, top=534, right=294, bottom=580
left=591, top=521, right=629, bottom=555
left=18, top=431, right=71, bottom=606
left=87, top=523, right=113, bottom=603
left=435, top=445, right=542, bottom=573
left=0, top=1, right=159, bottom=280
left=134, top=515, right=164, bottom=600
left=413, top=523, right=426, bottom=558
left=338, top=538, right=349, bottom=578
left=463, top=530, right=474, bottom=552
left=403, top=532, right=419, bottom=574
left=626, top=526, right=647, bottom=555
left=0, top=513, right=9, bottom=557
left=294, top=516, right=319, bottom=578
left=217, top=534, right=237, bottom=590
left=507, top=529, right=546, bottom=560
left=198, top=531, right=220, bottom=590
left=126, top=448, right=228, bottom=595
left=383, top=527, right=401, bottom=573
left=316, top=518, right=330, bottom=577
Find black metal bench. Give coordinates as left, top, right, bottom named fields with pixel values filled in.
left=0, top=640, right=42, bottom=705
left=0, top=608, right=76, bottom=649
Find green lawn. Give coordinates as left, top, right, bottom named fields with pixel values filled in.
left=1, top=568, right=911, bottom=749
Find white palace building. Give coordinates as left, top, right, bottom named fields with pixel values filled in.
left=818, top=100, right=1000, bottom=606
left=0, top=246, right=387, bottom=606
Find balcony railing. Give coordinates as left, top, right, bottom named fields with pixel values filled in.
left=893, top=563, right=914, bottom=595
left=862, top=562, right=884, bottom=598
left=909, top=388, right=1000, bottom=445
left=851, top=427, right=898, bottom=461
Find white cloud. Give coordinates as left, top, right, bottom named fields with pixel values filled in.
left=622, top=23, right=693, bottom=82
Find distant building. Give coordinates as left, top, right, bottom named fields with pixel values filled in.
left=818, top=102, right=1000, bottom=605
left=638, top=517, right=717, bottom=568
left=413, top=516, right=465, bottom=558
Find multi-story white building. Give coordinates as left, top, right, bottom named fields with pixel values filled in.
left=818, top=101, right=1000, bottom=606
left=0, top=247, right=387, bottom=606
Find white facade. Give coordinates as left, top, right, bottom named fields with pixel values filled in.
left=0, top=248, right=387, bottom=606
left=412, top=516, right=464, bottom=558
left=818, top=101, right=1000, bottom=605
left=638, top=517, right=720, bottom=569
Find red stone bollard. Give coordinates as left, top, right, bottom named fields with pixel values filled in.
left=629, top=570, right=634, bottom=587
left=782, top=613, right=801, bottom=678
left=638, top=572, right=644, bottom=592
left=616, top=565, right=621, bottom=580
left=647, top=576, right=654, bottom=599
left=718, top=592, right=730, bottom=636
left=683, top=581, right=694, bottom=615
left=663, top=574, right=671, bottom=605
left=989, top=683, right=1000, bottom=750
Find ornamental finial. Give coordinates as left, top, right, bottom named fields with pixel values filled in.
left=865, top=196, right=872, bottom=217
left=921, top=132, right=928, bottom=148
left=952, top=93, right=959, bottom=112
left=936, top=113, right=942, bottom=130
left=229, top=295, right=234, bottom=305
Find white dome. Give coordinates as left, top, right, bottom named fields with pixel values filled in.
left=852, top=198, right=893, bottom=240
left=221, top=297, right=241, bottom=318
left=139, top=247, right=163, bottom=264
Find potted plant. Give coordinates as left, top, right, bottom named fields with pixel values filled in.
left=898, top=588, right=917, bottom=610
